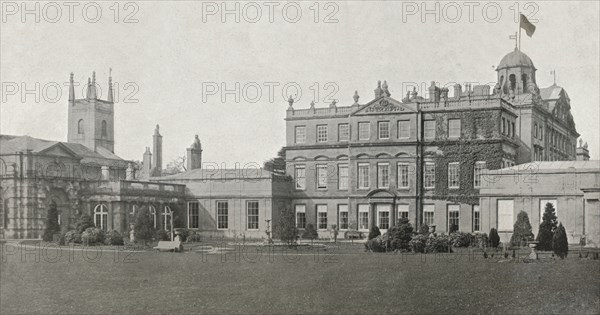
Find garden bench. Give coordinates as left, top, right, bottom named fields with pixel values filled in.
left=153, top=241, right=183, bottom=252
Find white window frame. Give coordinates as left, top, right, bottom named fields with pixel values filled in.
left=358, top=204, right=370, bottom=231
left=295, top=204, right=306, bottom=229
left=473, top=205, right=480, bottom=232
left=317, top=205, right=328, bottom=230
left=316, top=164, right=328, bottom=190
left=338, top=204, right=349, bottom=230
left=423, top=204, right=435, bottom=226
left=448, top=162, right=460, bottom=189
left=358, top=122, right=370, bottom=140
left=448, top=119, right=461, bottom=138
left=337, top=164, right=348, bottom=190
left=217, top=201, right=228, bottom=230
left=397, top=204, right=409, bottom=221
left=473, top=161, right=487, bottom=188
left=93, top=204, right=108, bottom=231
left=338, top=123, right=349, bottom=142
left=377, top=163, right=390, bottom=189
left=377, top=204, right=391, bottom=230
left=316, top=125, right=328, bottom=142
left=397, top=163, right=409, bottom=189
left=424, top=120, right=436, bottom=140
left=398, top=120, right=410, bottom=139
left=448, top=204, right=460, bottom=232
left=162, top=206, right=172, bottom=231
left=378, top=121, right=390, bottom=140
left=357, top=163, right=370, bottom=189
left=424, top=162, right=435, bottom=189
left=295, top=165, right=306, bottom=190
left=295, top=125, right=306, bottom=144
left=188, top=201, right=199, bottom=229
left=149, top=205, right=157, bottom=229
left=246, top=201, right=259, bottom=230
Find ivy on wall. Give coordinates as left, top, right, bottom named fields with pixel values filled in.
left=427, top=110, right=515, bottom=205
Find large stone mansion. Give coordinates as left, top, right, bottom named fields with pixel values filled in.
left=1, top=48, right=597, bottom=245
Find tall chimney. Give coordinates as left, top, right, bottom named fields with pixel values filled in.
left=152, top=125, right=162, bottom=176
left=143, top=147, right=152, bottom=177
left=186, top=135, right=203, bottom=171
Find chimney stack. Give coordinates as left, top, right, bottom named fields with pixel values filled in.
left=186, top=135, right=203, bottom=171
left=143, top=147, right=152, bottom=177
left=576, top=139, right=590, bottom=161
left=152, top=125, right=162, bottom=176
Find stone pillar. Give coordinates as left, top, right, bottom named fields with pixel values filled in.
left=101, top=166, right=110, bottom=181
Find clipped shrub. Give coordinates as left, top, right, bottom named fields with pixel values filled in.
left=81, top=227, right=105, bottom=246
left=134, top=207, right=156, bottom=245
left=177, top=228, right=190, bottom=242
left=368, top=226, right=381, bottom=240
left=409, top=234, right=428, bottom=253
left=365, top=235, right=386, bottom=252
left=301, top=224, right=318, bottom=240
left=510, top=211, right=534, bottom=247
left=449, top=232, right=474, bottom=248
left=387, top=218, right=413, bottom=251
left=552, top=223, right=568, bottom=259
left=156, top=229, right=170, bottom=241
left=42, top=202, right=61, bottom=242
left=537, top=202, right=558, bottom=251
left=75, top=214, right=95, bottom=234
left=489, top=228, right=500, bottom=248
left=186, top=233, right=202, bottom=243
left=426, top=234, right=452, bottom=253
left=419, top=223, right=430, bottom=235
left=274, top=208, right=298, bottom=245
left=104, top=230, right=124, bottom=246
left=64, top=230, right=82, bottom=244
left=474, top=232, right=489, bottom=249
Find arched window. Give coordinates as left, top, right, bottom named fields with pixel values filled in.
left=78, top=119, right=84, bottom=134
left=101, top=120, right=108, bottom=138
left=509, top=74, right=516, bottom=91
left=521, top=74, right=528, bottom=92
left=162, top=206, right=172, bottom=231
left=130, top=204, right=137, bottom=221
left=149, top=206, right=157, bottom=228
left=94, top=204, right=108, bottom=231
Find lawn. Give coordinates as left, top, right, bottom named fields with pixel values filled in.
left=1, top=241, right=599, bottom=314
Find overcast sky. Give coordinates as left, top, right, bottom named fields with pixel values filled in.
left=1, top=1, right=599, bottom=166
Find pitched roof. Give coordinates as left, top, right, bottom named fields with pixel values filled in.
left=539, top=84, right=568, bottom=101
left=0, top=134, right=125, bottom=165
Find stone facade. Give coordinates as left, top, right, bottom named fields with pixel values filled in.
left=284, top=49, right=580, bottom=237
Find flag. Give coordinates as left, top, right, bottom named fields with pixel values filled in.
left=520, top=14, right=536, bottom=37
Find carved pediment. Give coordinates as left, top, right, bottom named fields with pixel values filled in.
left=353, top=97, right=416, bottom=116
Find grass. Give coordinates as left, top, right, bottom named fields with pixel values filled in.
left=1, top=241, right=599, bottom=314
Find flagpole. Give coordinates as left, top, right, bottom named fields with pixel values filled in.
left=518, top=15, right=522, bottom=51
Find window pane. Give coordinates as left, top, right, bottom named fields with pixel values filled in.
left=217, top=201, right=228, bottom=229
left=358, top=163, right=370, bottom=189
left=295, top=126, right=306, bottom=143
left=448, top=204, right=460, bottom=232
left=317, top=165, right=328, bottom=189
left=358, top=122, right=370, bottom=140
left=397, top=204, right=409, bottom=222
left=424, top=163, right=435, bottom=188
left=317, top=125, right=328, bottom=142
left=424, top=120, right=435, bottom=140
left=448, top=163, right=460, bottom=188
left=338, top=165, right=348, bottom=190
left=295, top=166, right=305, bottom=189
left=247, top=201, right=259, bottom=230
left=397, top=164, right=409, bottom=188
left=338, top=124, right=349, bottom=141
left=473, top=205, right=480, bottom=231
left=474, top=161, right=486, bottom=188
left=378, top=121, right=389, bottom=139
left=358, top=204, right=369, bottom=231
left=398, top=120, right=410, bottom=139
left=377, top=163, right=389, bottom=188
left=448, top=119, right=461, bottom=138
left=188, top=202, right=199, bottom=228
left=295, top=205, right=306, bottom=229
left=423, top=204, right=435, bottom=226
left=317, top=205, right=327, bottom=230
left=338, top=205, right=348, bottom=230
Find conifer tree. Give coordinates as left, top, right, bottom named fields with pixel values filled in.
left=42, top=201, right=61, bottom=242
left=489, top=228, right=500, bottom=248
left=510, top=211, right=534, bottom=246
left=552, top=223, right=568, bottom=259
left=536, top=202, right=558, bottom=251
left=134, top=206, right=156, bottom=246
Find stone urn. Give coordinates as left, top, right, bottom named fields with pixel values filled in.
left=528, top=241, right=539, bottom=260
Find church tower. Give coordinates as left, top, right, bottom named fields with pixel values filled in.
left=67, top=70, right=115, bottom=153
left=496, top=48, right=537, bottom=95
